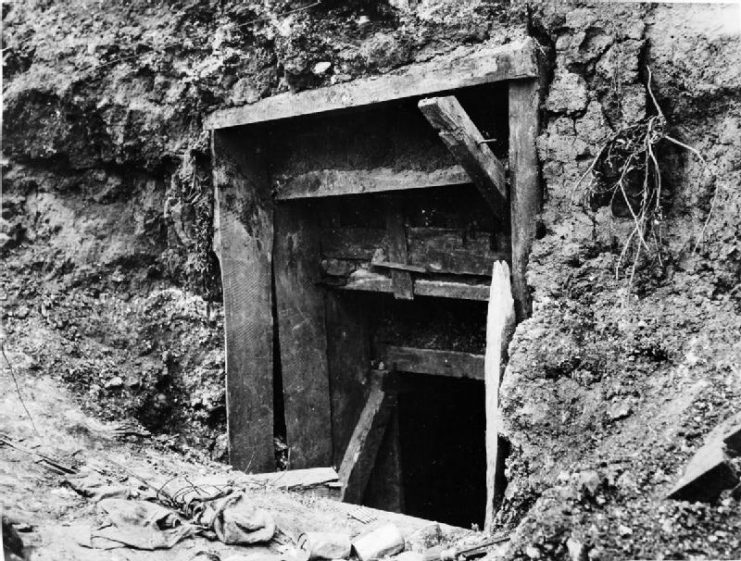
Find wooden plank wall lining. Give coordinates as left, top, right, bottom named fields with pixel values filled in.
left=321, top=227, right=510, bottom=277
left=274, top=202, right=333, bottom=468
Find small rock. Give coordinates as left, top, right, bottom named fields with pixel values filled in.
left=577, top=470, right=601, bottom=496
left=525, top=545, right=541, bottom=559
left=212, top=433, right=228, bottom=462
left=105, top=376, right=124, bottom=389
left=607, top=402, right=632, bottom=421
left=313, top=61, right=332, bottom=75
left=618, top=525, right=632, bottom=537
left=566, top=538, right=587, bottom=561
left=13, top=305, right=29, bottom=319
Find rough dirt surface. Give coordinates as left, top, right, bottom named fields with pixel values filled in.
left=3, top=1, right=741, bottom=560
left=1, top=356, right=466, bottom=560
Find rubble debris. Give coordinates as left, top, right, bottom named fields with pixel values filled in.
left=352, top=523, right=405, bottom=561
left=405, top=523, right=442, bottom=552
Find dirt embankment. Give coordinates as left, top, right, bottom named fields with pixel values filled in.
left=1, top=0, right=521, bottom=457
left=2, top=1, right=741, bottom=559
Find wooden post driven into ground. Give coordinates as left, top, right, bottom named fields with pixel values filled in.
left=274, top=202, right=333, bottom=468
left=508, top=80, right=541, bottom=321
left=212, top=129, right=276, bottom=473
left=484, top=262, right=515, bottom=532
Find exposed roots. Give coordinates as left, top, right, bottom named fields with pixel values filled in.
left=575, top=67, right=712, bottom=287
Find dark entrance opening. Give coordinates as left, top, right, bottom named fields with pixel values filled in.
left=397, top=373, right=486, bottom=529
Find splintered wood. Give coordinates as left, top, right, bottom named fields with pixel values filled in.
left=484, top=261, right=515, bottom=531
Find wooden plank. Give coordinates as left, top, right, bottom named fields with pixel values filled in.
left=212, top=129, right=275, bottom=472
left=332, top=271, right=490, bottom=301
left=274, top=202, right=333, bottom=468
left=384, top=346, right=485, bottom=380
left=205, top=39, right=538, bottom=129
left=325, top=293, right=372, bottom=467
left=509, top=79, right=541, bottom=321
left=321, top=227, right=510, bottom=276
left=418, top=96, right=507, bottom=217
left=484, top=261, right=516, bottom=531
left=339, top=372, right=397, bottom=504
left=242, top=467, right=339, bottom=490
left=274, top=167, right=470, bottom=200
left=385, top=198, right=414, bottom=300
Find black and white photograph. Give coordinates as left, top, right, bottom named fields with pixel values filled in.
left=1, top=1, right=740, bottom=559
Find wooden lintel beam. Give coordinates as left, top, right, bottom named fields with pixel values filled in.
left=418, top=96, right=507, bottom=217
left=205, top=38, right=538, bottom=129
left=339, top=372, right=397, bottom=504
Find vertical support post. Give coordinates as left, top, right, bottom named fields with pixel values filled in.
left=385, top=197, right=414, bottom=300
left=508, top=79, right=541, bottom=321
left=212, top=129, right=276, bottom=473
left=274, top=201, right=333, bottom=468
left=484, top=262, right=515, bottom=532
left=325, top=292, right=372, bottom=467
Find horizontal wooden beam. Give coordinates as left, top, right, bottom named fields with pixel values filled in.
left=274, top=167, right=470, bottom=200
left=205, top=38, right=538, bottom=129
left=330, top=271, right=490, bottom=301
left=384, top=346, right=485, bottom=380
left=418, top=96, right=507, bottom=216
left=321, top=227, right=510, bottom=276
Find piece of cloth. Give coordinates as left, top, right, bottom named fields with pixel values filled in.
left=66, top=471, right=132, bottom=502
left=75, top=498, right=197, bottom=550
left=74, top=491, right=275, bottom=550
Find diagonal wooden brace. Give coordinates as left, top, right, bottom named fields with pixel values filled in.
left=418, top=96, right=508, bottom=218
left=338, top=371, right=397, bottom=504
